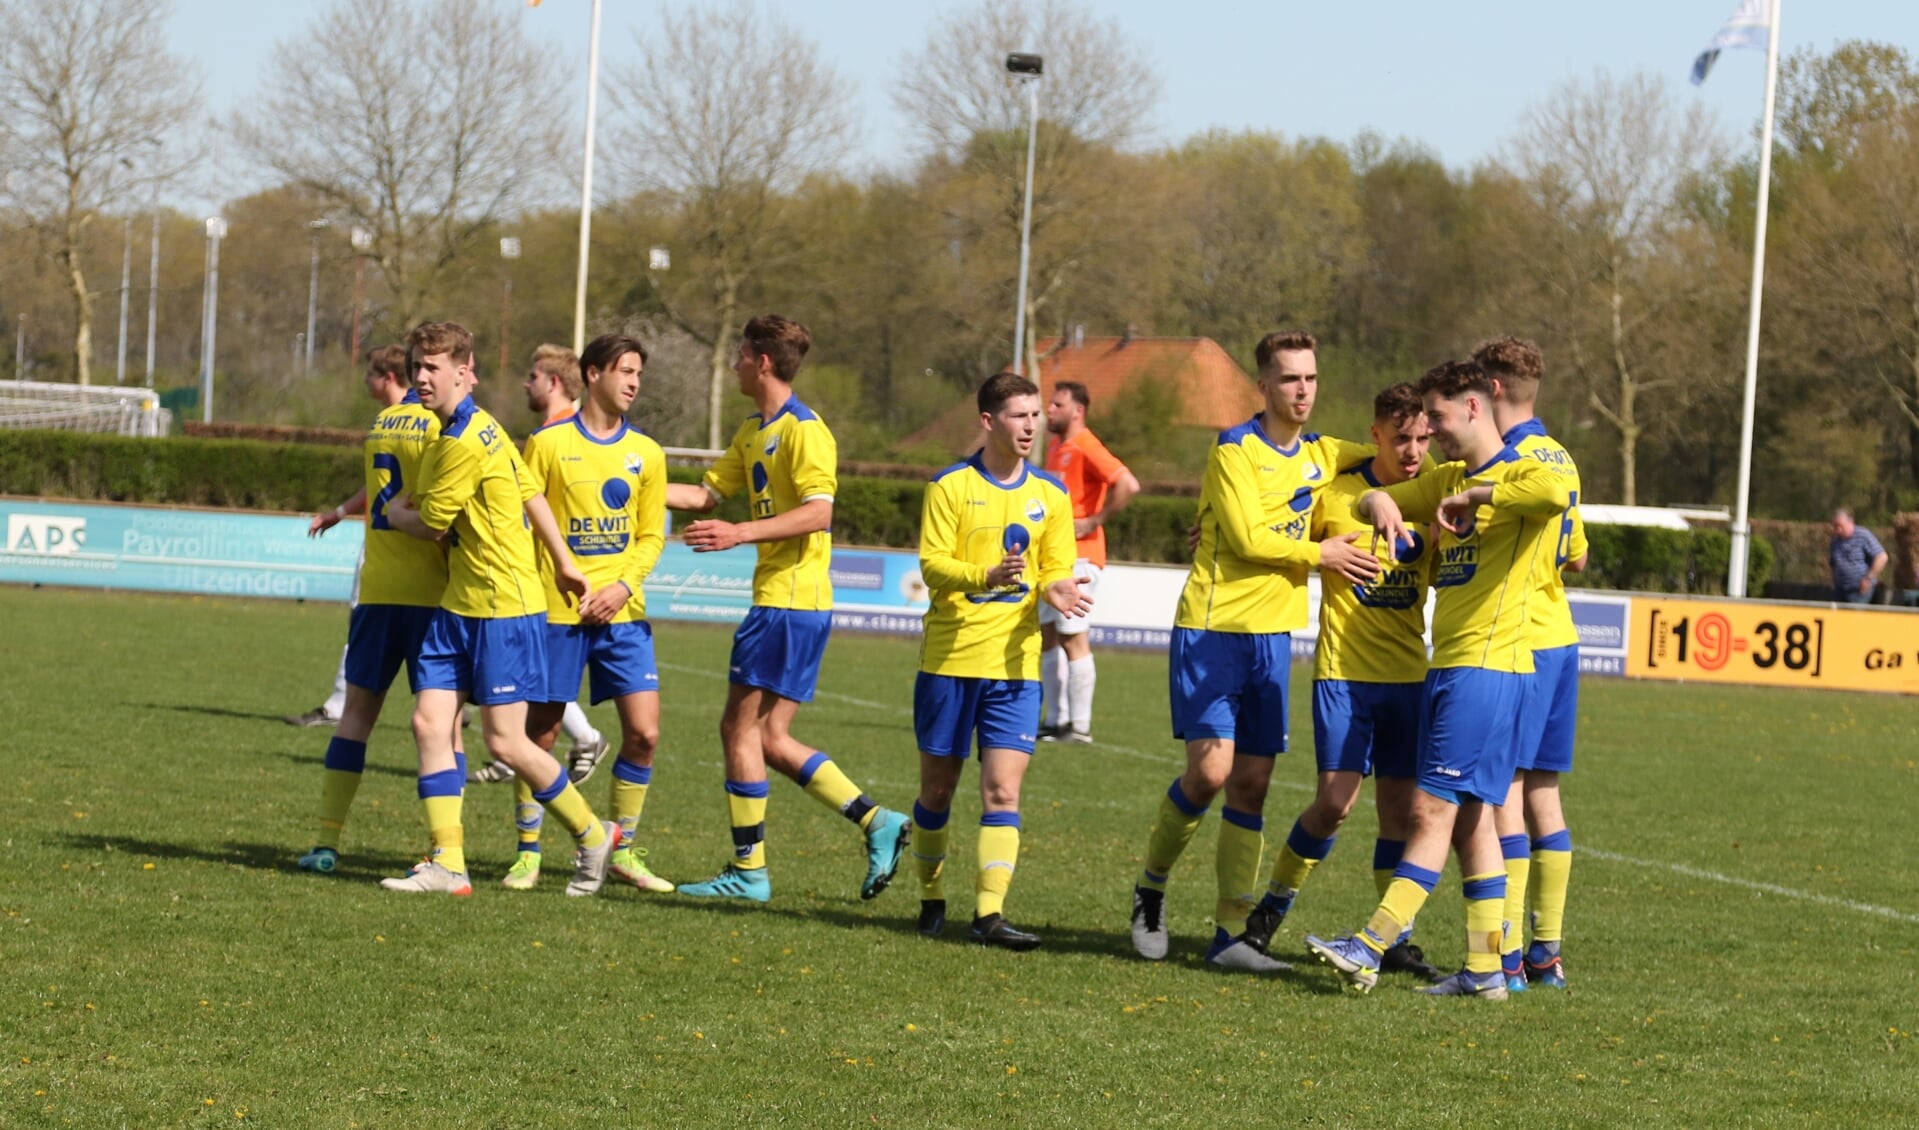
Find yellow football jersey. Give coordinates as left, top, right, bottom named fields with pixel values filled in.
left=917, top=454, right=1076, bottom=681
left=523, top=413, right=667, bottom=625
left=416, top=397, right=546, bottom=619
left=1506, top=420, right=1585, bottom=651
left=358, top=390, right=448, bottom=608
left=1175, top=418, right=1373, bottom=635
left=1312, top=464, right=1433, bottom=684
left=1365, top=448, right=1571, bottom=674
left=703, top=397, right=837, bottom=611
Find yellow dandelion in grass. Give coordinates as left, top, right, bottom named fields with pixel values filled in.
left=905, top=1023, right=917, bottom=1032
left=143, top=863, right=155, bottom=871
left=1006, top=1065, right=1019, bottom=1075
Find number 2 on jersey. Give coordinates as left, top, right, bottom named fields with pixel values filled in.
left=370, top=453, right=403, bottom=530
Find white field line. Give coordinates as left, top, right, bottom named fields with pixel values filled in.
left=656, top=661, right=1916, bottom=926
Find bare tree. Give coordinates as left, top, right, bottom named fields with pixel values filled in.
left=233, top=0, right=558, bottom=333
left=1499, top=70, right=1726, bottom=505
left=893, top=0, right=1161, bottom=377
left=894, top=0, right=1159, bottom=155
left=0, top=0, right=199, bottom=386
left=607, top=0, right=854, bottom=449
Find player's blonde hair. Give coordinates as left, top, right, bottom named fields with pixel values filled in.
left=406, top=321, right=474, bottom=365
left=530, top=343, right=582, bottom=399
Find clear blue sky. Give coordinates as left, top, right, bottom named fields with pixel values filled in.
left=170, top=0, right=1919, bottom=211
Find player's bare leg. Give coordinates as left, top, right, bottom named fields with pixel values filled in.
left=1494, top=775, right=1533, bottom=986
left=681, top=684, right=775, bottom=902
left=604, top=689, right=672, bottom=892
left=1521, top=770, right=1571, bottom=986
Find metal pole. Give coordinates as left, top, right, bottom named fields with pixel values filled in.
left=571, top=0, right=604, bottom=353
left=14, top=314, right=23, bottom=380
left=1727, top=0, right=1781, bottom=600
left=1012, top=79, right=1038, bottom=375
left=306, top=228, right=321, bottom=374
left=116, top=217, right=132, bottom=384
left=200, top=218, right=224, bottom=424
left=500, top=274, right=513, bottom=379
left=145, top=211, right=159, bottom=388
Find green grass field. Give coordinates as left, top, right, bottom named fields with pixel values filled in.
left=3, top=585, right=1916, bottom=1127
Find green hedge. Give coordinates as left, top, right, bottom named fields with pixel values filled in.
left=1573, top=524, right=1773, bottom=595
left=2, top=431, right=1768, bottom=586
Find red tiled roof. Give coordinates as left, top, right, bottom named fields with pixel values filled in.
left=897, top=336, right=1260, bottom=456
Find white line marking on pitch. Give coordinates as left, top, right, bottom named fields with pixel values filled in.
left=1583, top=847, right=1919, bottom=925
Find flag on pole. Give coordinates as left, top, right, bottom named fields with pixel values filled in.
left=1692, top=0, right=1771, bottom=85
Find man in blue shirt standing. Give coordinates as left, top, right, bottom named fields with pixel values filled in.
left=1828, top=509, right=1887, bottom=604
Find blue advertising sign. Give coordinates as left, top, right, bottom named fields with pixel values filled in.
left=0, top=498, right=361, bottom=602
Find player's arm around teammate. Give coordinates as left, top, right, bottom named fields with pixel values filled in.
left=911, top=372, right=1089, bottom=949
left=382, top=322, right=616, bottom=897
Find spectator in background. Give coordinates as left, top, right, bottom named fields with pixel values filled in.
left=1828, top=509, right=1887, bottom=604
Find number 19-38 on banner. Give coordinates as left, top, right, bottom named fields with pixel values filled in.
left=1641, top=608, right=1825, bottom=677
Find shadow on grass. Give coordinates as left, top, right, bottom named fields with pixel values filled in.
left=133, top=701, right=295, bottom=724
left=57, top=832, right=420, bottom=878
left=282, top=753, right=418, bottom=780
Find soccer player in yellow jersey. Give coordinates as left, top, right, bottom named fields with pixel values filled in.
left=469, top=343, right=610, bottom=784
left=1477, top=337, right=1588, bottom=992
left=1130, top=330, right=1383, bottom=973
left=664, top=315, right=911, bottom=904
left=382, top=321, right=617, bottom=897
left=912, top=371, right=1091, bottom=950
left=503, top=334, right=673, bottom=894
left=296, top=344, right=466, bottom=874
left=1306, top=360, right=1571, bottom=998
left=1240, top=382, right=1443, bottom=982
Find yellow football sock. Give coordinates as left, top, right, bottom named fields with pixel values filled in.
left=423, top=793, right=465, bottom=875
left=1532, top=832, right=1574, bottom=942
left=537, top=777, right=606, bottom=849
left=1363, top=872, right=1437, bottom=954
left=1503, top=858, right=1532, bottom=954
left=1141, top=780, right=1207, bottom=892
left=610, top=761, right=652, bottom=843
left=1373, top=868, right=1394, bottom=900
left=1463, top=871, right=1507, bottom=975
left=797, top=754, right=878, bottom=829
left=1213, top=809, right=1265, bottom=937
left=913, top=817, right=949, bottom=901
left=725, top=781, right=770, bottom=870
left=315, top=737, right=367, bottom=850
left=976, top=817, right=1021, bottom=919
left=514, top=776, right=543, bottom=852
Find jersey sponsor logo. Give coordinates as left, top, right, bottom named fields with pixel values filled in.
left=566, top=514, right=630, bottom=556
left=371, top=414, right=431, bottom=435
left=5, top=514, right=86, bottom=555
left=1393, top=530, right=1427, bottom=565
left=1434, top=540, right=1479, bottom=588
left=1024, top=498, right=1046, bottom=523
left=601, top=477, right=632, bottom=510
left=1354, top=566, right=1425, bottom=609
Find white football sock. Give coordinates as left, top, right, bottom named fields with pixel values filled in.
left=561, top=701, right=600, bottom=745
left=1040, top=646, right=1067, bottom=729
left=1067, top=655, right=1096, bottom=732
left=322, top=644, right=348, bottom=719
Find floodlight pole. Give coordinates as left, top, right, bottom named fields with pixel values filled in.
left=571, top=0, right=604, bottom=353
left=200, top=217, right=226, bottom=424
left=1009, top=56, right=1042, bottom=376
left=145, top=211, right=160, bottom=388
left=305, top=219, right=328, bottom=375
left=116, top=216, right=132, bottom=384
left=1727, top=0, right=1782, bottom=599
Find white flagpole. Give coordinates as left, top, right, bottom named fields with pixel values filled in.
left=1727, top=0, right=1781, bottom=599
left=571, top=0, right=604, bottom=355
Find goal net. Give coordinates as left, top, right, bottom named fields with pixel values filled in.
left=0, top=380, right=171, bottom=437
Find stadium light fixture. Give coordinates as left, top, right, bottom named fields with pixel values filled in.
left=1005, top=53, right=1042, bottom=377
left=649, top=247, right=670, bottom=272
left=500, top=237, right=522, bottom=380
left=348, top=226, right=373, bottom=367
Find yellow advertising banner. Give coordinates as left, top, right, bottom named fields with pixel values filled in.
left=1627, top=596, right=1919, bottom=695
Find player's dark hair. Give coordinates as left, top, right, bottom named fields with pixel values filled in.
left=1472, top=336, right=1544, bottom=393
left=366, top=344, right=409, bottom=386
left=1372, top=382, right=1424, bottom=426
left=742, top=314, right=811, bottom=383
left=1055, top=380, right=1090, bottom=410
left=580, top=334, right=648, bottom=385
left=406, top=321, right=474, bottom=366
left=1416, top=359, right=1495, bottom=402
left=978, top=370, right=1040, bottom=415
left=1254, top=330, right=1318, bottom=374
